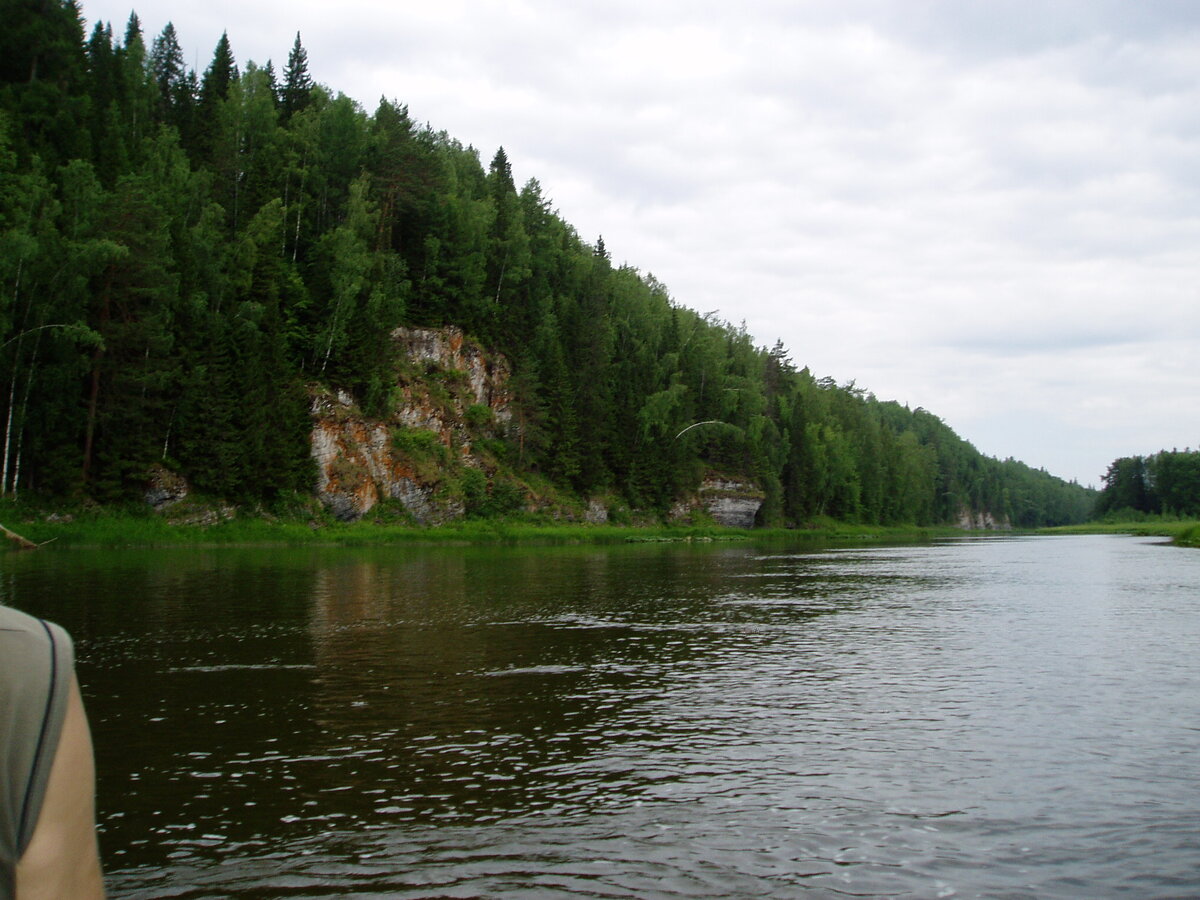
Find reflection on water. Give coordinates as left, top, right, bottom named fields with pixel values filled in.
left=5, top=536, right=1200, bottom=898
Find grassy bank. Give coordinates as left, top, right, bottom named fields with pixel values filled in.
left=1040, top=519, right=1200, bottom=547
left=0, top=501, right=963, bottom=550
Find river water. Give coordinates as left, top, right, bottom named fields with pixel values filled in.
left=4, top=534, right=1200, bottom=898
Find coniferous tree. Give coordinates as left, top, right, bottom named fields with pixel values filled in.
left=148, top=23, right=185, bottom=121
left=115, top=14, right=154, bottom=156
left=0, top=6, right=1100, bottom=524
left=0, top=0, right=90, bottom=165
left=195, top=32, right=237, bottom=163
left=262, top=59, right=279, bottom=108
left=280, top=32, right=313, bottom=122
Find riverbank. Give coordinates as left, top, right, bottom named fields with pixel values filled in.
left=0, top=501, right=964, bottom=549
left=1041, top=520, right=1200, bottom=548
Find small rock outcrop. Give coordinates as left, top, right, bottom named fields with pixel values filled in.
left=956, top=508, right=1012, bottom=530
left=584, top=499, right=609, bottom=524
left=145, top=464, right=189, bottom=510
left=143, top=464, right=236, bottom=525
left=670, top=475, right=765, bottom=528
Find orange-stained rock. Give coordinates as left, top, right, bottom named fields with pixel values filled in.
left=311, top=329, right=513, bottom=522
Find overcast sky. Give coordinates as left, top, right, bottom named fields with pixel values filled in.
left=82, top=0, right=1200, bottom=486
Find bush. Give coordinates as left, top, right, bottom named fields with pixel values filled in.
left=489, top=478, right=526, bottom=516
left=474, top=437, right=510, bottom=462
left=461, top=469, right=527, bottom=518
left=465, top=404, right=493, bottom=429
left=391, top=427, right=447, bottom=462
left=1176, top=523, right=1200, bottom=547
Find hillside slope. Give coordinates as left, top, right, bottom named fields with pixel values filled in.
left=0, top=6, right=1094, bottom=527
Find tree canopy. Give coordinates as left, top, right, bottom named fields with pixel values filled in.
left=1095, top=450, right=1200, bottom=519
left=0, top=3, right=1095, bottom=525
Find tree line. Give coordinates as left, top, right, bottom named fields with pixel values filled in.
left=0, top=2, right=1095, bottom=526
left=1095, top=450, right=1200, bottom=519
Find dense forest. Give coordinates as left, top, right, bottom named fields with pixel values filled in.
left=1095, top=450, right=1200, bottom=519
left=0, top=1, right=1095, bottom=527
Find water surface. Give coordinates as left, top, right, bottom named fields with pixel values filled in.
left=5, top=534, right=1199, bottom=898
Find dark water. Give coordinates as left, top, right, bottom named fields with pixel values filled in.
left=5, top=534, right=1200, bottom=898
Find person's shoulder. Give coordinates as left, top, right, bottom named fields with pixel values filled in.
left=0, top=605, right=74, bottom=667
left=0, top=603, right=47, bottom=633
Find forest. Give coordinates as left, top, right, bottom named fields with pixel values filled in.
left=1094, top=450, right=1200, bottom=520
left=0, top=1, right=1096, bottom=528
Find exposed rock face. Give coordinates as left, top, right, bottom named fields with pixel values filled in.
left=956, top=508, right=1012, bottom=530
left=311, top=327, right=513, bottom=523
left=585, top=499, right=609, bottom=524
left=392, top=326, right=512, bottom=431
left=312, top=327, right=768, bottom=527
left=143, top=463, right=236, bottom=525
left=670, top=475, right=765, bottom=528
left=145, top=463, right=188, bottom=509
left=311, top=388, right=466, bottom=523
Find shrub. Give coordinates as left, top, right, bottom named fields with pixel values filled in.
left=460, top=469, right=527, bottom=518
left=474, top=437, right=510, bottom=462
left=391, top=427, right=447, bottom=462
left=465, top=404, right=493, bottom=429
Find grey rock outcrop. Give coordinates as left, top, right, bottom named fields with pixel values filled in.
left=956, top=507, right=1012, bottom=530
left=670, top=475, right=765, bottom=528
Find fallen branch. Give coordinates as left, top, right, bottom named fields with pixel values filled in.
left=0, top=522, right=39, bottom=550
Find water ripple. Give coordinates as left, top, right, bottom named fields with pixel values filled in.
left=31, top=536, right=1200, bottom=898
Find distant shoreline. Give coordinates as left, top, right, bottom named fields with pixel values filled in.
left=0, top=506, right=969, bottom=550
left=4, top=503, right=1194, bottom=550
left=1040, top=520, right=1200, bottom=548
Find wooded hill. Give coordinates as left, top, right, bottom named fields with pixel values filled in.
left=0, top=3, right=1095, bottom=527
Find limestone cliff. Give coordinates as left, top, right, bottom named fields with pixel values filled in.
left=309, top=326, right=770, bottom=526
left=669, top=475, right=765, bottom=528
left=311, top=326, right=514, bottom=522
left=956, top=507, right=1012, bottom=531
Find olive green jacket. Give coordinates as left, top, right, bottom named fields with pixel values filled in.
left=0, top=606, right=73, bottom=900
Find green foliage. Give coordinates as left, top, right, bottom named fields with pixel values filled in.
left=472, top=437, right=510, bottom=464
left=1095, top=450, right=1200, bottom=519
left=391, top=426, right=446, bottom=461
left=0, top=4, right=1095, bottom=530
left=465, top=403, right=493, bottom=429
left=1176, top=523, right=1200, bottom=548
left=460, top=467, right=526, bottom=519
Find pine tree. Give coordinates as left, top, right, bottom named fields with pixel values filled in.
left=193, top=32, right=237, bottom=164
left=115, top=13, right=154, bottom=155
left=0, top=0, right=90, bottom=164
left=280, top=32, right=313, bottom=122
left=148, top=23, right=185, bottom=121
left=262, top=59, right=279, bottom=107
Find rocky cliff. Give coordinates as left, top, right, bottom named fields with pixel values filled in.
left=669, top=475, right=766, bottom=528
left=309, top=326, right=775, bottom=526
left=955, top=507, right=1012, bottom=530
left=311, top=326, right=514, bottom=522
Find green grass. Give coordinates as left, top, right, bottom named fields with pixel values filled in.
left=0, top=498, right=969, bottom=550
left=1174, top=523, right=1200, bottom=548
left=1040, top=519, right=1200, bottom=547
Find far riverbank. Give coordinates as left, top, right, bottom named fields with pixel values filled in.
left=0, top=501, right=967, bottom=550
left=1041, top=519, right=1200, bottom=548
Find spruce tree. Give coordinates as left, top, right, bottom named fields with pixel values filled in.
left=280, top=32, right=312, bottom=121
left=195, top=32, right=237, bottom=163
left=148, top=23, right=185, bottom=121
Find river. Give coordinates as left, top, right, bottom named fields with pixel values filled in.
left=4, top=534, right=1199, bottom=898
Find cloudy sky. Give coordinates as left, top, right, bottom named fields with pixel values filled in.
left=82, top=0, right=1200, bottom=486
